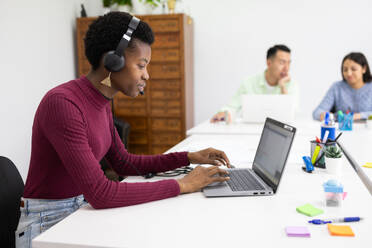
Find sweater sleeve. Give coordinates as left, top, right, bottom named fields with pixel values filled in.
left=360, top=111, right=372, bottom=119
left=312, top=84, right=337, bottom=120
left=105, top=123, right=190, bottom=176
left=41, top=94, right=181, bottom=209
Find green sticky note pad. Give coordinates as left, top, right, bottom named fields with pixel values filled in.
left=296, top=203, right=324, bottom=217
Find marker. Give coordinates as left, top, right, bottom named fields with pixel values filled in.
left=308, top=217, right=363, bottom=225
left=311, top=145, right=321, bottom=164
left=325, top=112, right=330, bottom=125
left=337, top=110, right=344, bottom=119
left=302, top=156, right=314, bottom=173
left=315, top=136, right=321, bottom=143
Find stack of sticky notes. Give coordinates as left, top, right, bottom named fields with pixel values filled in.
left=285, top=226, right=310, bottom=237
left=362, top=162, right=372, bottom=168
left=327, top=224, right=355, bottom=236
left=296, top=203, right=324, bottom=217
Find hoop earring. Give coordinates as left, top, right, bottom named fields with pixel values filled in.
left=100, top=72, right=112, bottom=87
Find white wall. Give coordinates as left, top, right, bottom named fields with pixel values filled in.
left=184, top=0, right=372, bottom=123
left=0, top=0, right=93, bottom=180
left=1, top=0, right=372, bottom=180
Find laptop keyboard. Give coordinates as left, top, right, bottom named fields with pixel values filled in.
left=227, top=170, right=265, bottom=191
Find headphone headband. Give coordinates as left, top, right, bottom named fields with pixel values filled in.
left=104, top=15, right=141, bottom=72
left=114, top=16, right=140, bottom=56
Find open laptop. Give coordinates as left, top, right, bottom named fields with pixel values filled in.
left=203, top=117, right=296, bottom=197
left=241, top=95, right=295, bottom=123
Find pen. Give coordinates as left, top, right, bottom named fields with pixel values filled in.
left=322, top=130, right=329, bottom=144
left=308, top=217, right=363, bottom=225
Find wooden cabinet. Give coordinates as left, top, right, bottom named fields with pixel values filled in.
left=76, top=14, right=194, bottom=154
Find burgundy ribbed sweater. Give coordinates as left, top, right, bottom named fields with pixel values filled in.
left=23, top=76, right=189, bottom=209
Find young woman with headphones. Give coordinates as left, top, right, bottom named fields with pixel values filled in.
left=16, top=12, right=231, bottom=247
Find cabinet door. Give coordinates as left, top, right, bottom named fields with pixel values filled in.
left=151, top=118, right=182, bottom=132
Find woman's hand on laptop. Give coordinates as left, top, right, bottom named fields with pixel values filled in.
left=187, top=147, right=231, bottom=167
left=177, top=165, right=230, bottom=193
left=210, top=111, right=232, bottom=124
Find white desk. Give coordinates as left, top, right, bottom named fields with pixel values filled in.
left=187, top=119, right=370, bottom=137
left=186, top=120, right=265, bottom=135
left=33, top=122, right=372, bottom=248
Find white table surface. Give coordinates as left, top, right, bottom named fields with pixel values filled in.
left=33, top=122, right=372, bottom=248
left=186, top=118, right=371, bottom=137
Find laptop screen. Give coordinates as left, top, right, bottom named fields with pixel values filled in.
left=252, top=118, right=296, bottom=192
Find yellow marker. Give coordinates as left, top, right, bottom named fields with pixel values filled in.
left=362, top=164, right=372, bottom=168
left=311, top=145, right=321, bottom=164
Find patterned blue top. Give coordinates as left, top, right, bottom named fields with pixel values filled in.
left=312, top=80, right=372, bottom=120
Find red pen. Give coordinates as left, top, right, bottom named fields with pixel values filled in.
left=316, top=136, right=321, bottom=143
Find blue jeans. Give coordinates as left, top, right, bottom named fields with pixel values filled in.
left=15, top=195, right=86, bottom=248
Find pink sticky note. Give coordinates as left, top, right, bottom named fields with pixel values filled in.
left=343, top=192, right=347, bottom=200
left=285, top=226, right=311, bottom=237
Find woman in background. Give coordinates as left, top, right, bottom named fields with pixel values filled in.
left=313, top=52, right=372, bottom=121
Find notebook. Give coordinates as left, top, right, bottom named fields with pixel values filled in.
left=203, top=117, right=296, bottom=197
left=241, top=94, right=295, bottom=123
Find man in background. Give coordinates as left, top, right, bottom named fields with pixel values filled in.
left=210, top=44, right=299, bottom=123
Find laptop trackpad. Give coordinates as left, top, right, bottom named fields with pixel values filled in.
left=208, top=181, right=227, bottom=187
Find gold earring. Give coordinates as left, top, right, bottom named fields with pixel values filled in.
left=100, top=72, right=112, bottom=87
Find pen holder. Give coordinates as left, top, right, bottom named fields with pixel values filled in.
left=310, top=141, right=336, bottom=168
left=320, top=125, right=336, bottom=140
left=338, top=114, right=353, bottom=131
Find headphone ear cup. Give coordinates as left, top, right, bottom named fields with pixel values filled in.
left=104, top=51, right=125, bottom=72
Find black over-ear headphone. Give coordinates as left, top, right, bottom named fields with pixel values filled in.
left=103, top=16, right=140, bottom=72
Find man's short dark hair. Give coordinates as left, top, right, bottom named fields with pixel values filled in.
left=266, top=44, right=291, bottom=60
left=84, top=12, right=154, bottom=70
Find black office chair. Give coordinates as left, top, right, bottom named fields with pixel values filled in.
left=114, top=117, right=130, bottom=149
left=0, top=156, right=24, bottom=248
left=100, top=117, right=131, bottom=181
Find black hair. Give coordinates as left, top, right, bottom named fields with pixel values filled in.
left=341, top=52, right=372, bottom=83
left=266, top=44, right=291, bottom=60
left=84, top=11, right=154, bottom=70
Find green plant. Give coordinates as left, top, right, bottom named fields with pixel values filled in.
left=103, top=0, right=113, bottom=7
left=140, top=0, right=162, bottom=7
left=368, top=115, right=372, bottom=120
left=325, top=145, right=342, bottom=158
left=114, top=0, right=133, bottom=6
